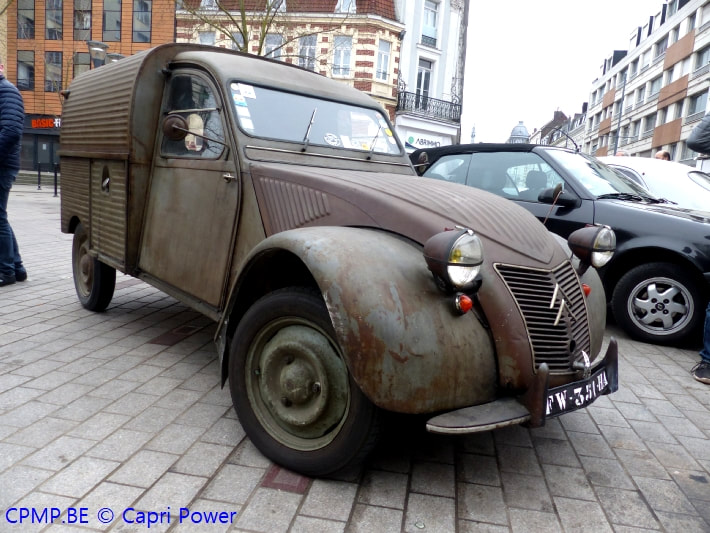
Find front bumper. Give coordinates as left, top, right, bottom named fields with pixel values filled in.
left=426, top=337, right=619, bottom=434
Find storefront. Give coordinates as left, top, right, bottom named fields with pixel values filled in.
left=21, top=114, right=61, bottom=171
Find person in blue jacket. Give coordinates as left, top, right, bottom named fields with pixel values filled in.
left=687, top=111, right=710, bottom=384
left=0, top=57, right=27, bottom=287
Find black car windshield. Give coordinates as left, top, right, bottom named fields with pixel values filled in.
left=546, top=149, right=654, bottom=198
left=229, top=82, right=402, bottom=155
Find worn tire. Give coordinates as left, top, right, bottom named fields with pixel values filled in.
left=72, top=223, right=116, bottom=311
left=611, top=262, right=703, bottom=344
left=228, top=287, right=380, bottom=477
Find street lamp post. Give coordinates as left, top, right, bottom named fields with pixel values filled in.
left=87, top=40, right=109, bottom=68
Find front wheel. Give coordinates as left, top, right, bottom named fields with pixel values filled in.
left=228, top=287, right=380, bottom=477
left=611, top=262, right=704, bottom=344
left=72, top=223, right=116, bottom=311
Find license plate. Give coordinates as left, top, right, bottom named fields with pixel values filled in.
left=545, top=366, right=610, bottom=417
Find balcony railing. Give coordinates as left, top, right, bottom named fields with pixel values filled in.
left=396, top=91, right=461, bottom=122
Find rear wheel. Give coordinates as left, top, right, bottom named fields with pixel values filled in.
left=611, top=262, right=703, bottom=344
left=228, top=287, right=380, bottom=477
left=72, top=223, right=116, bottom=311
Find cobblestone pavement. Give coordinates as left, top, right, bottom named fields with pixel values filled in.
left=1, top=185, right=709, bottom=533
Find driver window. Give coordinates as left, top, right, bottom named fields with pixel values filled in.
left=161, top=74, right=225, bottom=158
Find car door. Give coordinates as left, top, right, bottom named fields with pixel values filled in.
left=138, top=70, right=240, bottom=309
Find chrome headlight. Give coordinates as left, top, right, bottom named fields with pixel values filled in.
left=568, top=225, right=616, bottom=270
left=424, top=229, right=484, bottom=291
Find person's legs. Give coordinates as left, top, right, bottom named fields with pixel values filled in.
left=692, top=300, right=710, bottom=384
left=12, top=227, right=26, bottom=280
left=0, top=176, right=16, bottom=285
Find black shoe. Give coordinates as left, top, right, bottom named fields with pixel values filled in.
left=15, top=269, right=27, bottom=282
left=0, top=274, right=16, bottom=287
left=691, top=361, right=710, bottom=384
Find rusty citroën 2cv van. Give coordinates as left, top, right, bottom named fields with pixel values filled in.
left=59, top=44, right=618, bottom=476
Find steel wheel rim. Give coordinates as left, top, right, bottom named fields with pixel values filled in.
left=246, top=317, right=350, bottom=451
left=75, top=234, right=94, bottom=298
left=626, top=275, right=694, bottom=336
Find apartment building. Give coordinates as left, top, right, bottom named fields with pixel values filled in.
left=5, top=0, right=175, bottom=169
left=584, top=0, right=710, bottom=163
left=395, top=0, right=466, bottom=149
left=176, top=1, right=404, bottom=118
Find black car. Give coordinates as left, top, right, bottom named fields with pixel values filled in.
left=411, top=143, right=710, bottom=345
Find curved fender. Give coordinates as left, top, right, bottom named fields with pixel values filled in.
left=230, top=226, right=498, bottom=414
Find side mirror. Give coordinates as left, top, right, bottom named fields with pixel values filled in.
left=162, top=115, right=188, bottom=141
left=538, top=186, right=581, bottom=208
left=412, top=151, right=429, bottom=175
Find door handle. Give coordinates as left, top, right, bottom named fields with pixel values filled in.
left=223, top=173, right=236, bottom=183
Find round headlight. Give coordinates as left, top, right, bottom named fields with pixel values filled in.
left=424, top=229, right=484, bottom=291
left=568, top=225, right=616, bottom=269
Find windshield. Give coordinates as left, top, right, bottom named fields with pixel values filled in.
left=546, top=149, right=652, bottom=197
left=229, top=82, right=402, bottom=155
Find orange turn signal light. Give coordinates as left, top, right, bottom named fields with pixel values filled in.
left=582, top=283, right=591, bottom=297
left=455, top=293, right=473, bottom=314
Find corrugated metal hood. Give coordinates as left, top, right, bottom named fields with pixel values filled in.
left=250, top=162, right=560, bottom=266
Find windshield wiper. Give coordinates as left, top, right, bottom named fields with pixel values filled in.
left=302, top=108, right=317, bottom=152
left=367, top=124, right=383, bottom=159
left=596, top=192, right=647, bottom=202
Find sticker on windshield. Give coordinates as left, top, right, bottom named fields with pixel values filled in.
left=238, top=83, right=256, bottom=99
left=385, top=128, right=393, bottom=137
left=324, top=133, right=342, bottom=147
left=241, top=118, right=254, bottom=131
left=233, top=94, right=248, bottom=107
left=236, top=106, right=250, bottom=118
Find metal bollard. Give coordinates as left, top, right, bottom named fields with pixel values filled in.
left=37, top=164, right=42, bottom=190
left=54, top=163, right=59, bottom=197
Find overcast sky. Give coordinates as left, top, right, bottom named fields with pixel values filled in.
left=460, top=0, right=662, bottom=143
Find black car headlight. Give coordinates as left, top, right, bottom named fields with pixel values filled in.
left=424, top=229, right=484, bottom=291
left=568, top=225, right=616, bottom=270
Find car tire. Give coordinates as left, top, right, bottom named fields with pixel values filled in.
left=611, top=262, right=703, bottom=344
left=71, top=223, right=116, bottom=312
left=228, top=287, right=380, bottom=477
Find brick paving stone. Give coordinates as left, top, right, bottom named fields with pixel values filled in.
left=403, top=493, right=454, bottom=533
left=1, top=187, right=710, bottom=533
left=500, top=471, right=554, bottom=513
left=22, top=435, right=95, bottom=471
left=457, top=453, right=501, bottom=486
left=108, top=450, right=178, bottom=488
left=595, top=486, right=661, bottom=530
left=300, top=479, right=358, bottom=521
left=290, top=515, right=345, bottom=533
left=40, top=456, right=120, bottom=498
left=509, top=508, right=562, bottom=533
left=634, top=475, right=700, bottom=515
left=457, top=482, right=508, bottom=525
left=357, top=470, right=409, bottom=509
left=542, top=464, right=597, bottom=501
left=347, top=504, right=403, bottom=533
left=202, top=464, right=266, bottom=504
left=409, top=460, right=455, bottom=497
left=172, top=441, right=233, bottom=477
left=552, top=497, right=613, bottom=532
left=235, top=487, right=302, bottom=532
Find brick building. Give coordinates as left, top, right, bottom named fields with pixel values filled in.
left=5, top=0, right=175, bottom=169
left=175, top=0, right=403, bottom=119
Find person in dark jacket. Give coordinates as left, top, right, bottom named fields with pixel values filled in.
left=0, top=57, right=27, bottom=287
left=687, top=112, right=710, bottom=384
